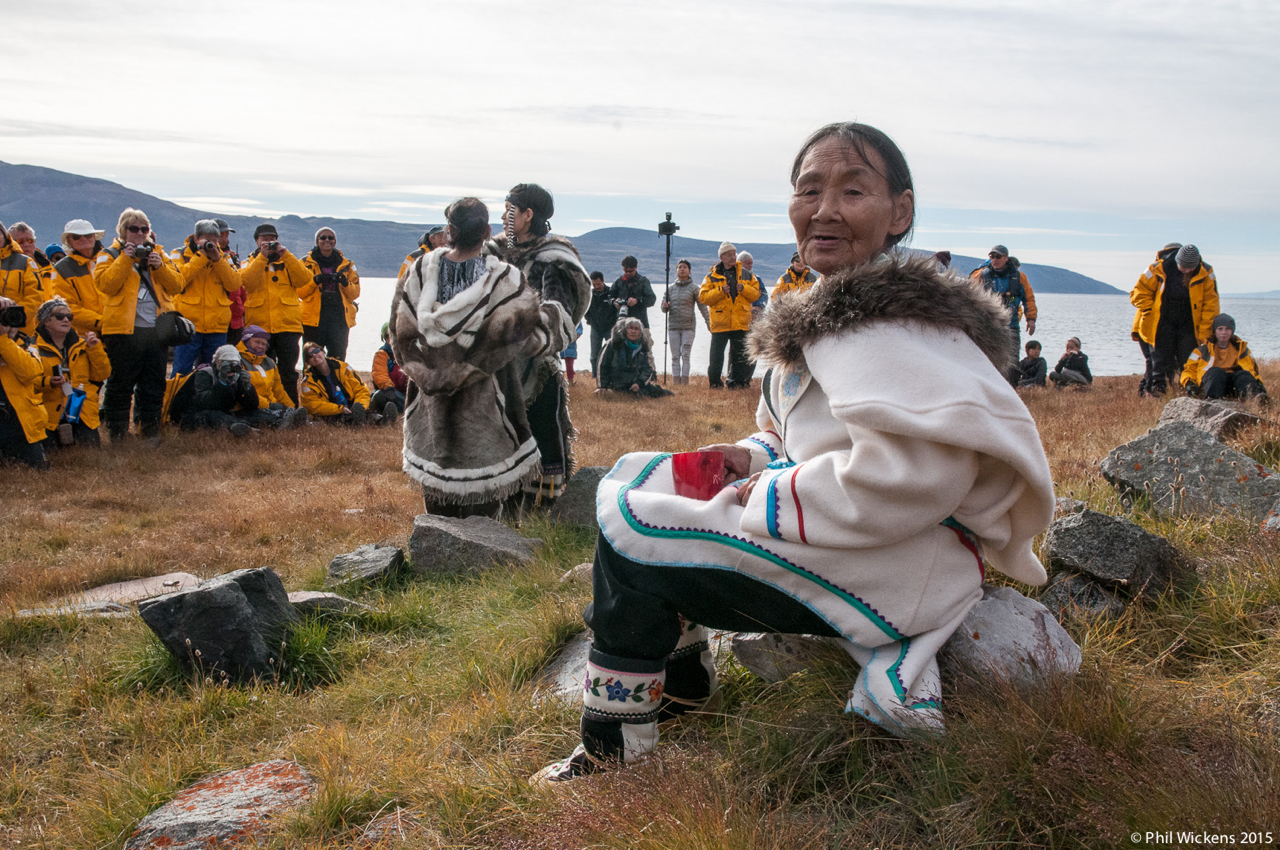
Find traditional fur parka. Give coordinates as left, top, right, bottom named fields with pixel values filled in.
left=595, top=254, right=1055, bottom=736
left=390, top=250, right=574, bottom=505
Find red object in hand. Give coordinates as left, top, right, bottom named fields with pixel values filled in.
left=671, top=451, right=725, bottom=500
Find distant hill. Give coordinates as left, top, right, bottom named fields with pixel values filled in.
left=1, top=161, right=1121, bottom=292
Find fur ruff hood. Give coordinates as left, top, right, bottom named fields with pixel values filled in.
left=750, top=254, right=1016, bottom=374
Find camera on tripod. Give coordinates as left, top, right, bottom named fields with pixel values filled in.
left=657, top=212, right=679, bottom=237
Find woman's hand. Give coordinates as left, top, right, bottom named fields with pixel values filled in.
left=49, top=375, right=66, bottom=387
left=630, top=383, right=640, bottom=393
left=147, top=252, right=162, bottom=269
left=84, top=332, right=100, bottom=349
left=736, top=472, right=762, bottom=506
left=698, top=443, right=752, bottom=480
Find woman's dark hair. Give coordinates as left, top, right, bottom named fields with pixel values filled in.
left=505, top=183, right=554, bottom=237
left=677, top=259, right=691, bottom=269
left=445, top=197, right=489, bottom=251
left=789, top=122, right=915, bottom=249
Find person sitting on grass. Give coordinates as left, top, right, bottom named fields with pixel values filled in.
left=0, top=295, right=49, bottom=469
left=300, top=341, right=377, bottom=426
left=236, top=325, right=309, bottom=429
left=371, top=321, right=406, bottom=423
left=165, top=345, right=258, bottom=437
left=1181, top=313, right=1268, bottom=403
left=34, top=297, right=111, bottom=449
left=595, top=317, right=673, bottom=398
left=1049, top=337, right=1092, bottom=388
left=1017, top=340, right=1047, bottom=388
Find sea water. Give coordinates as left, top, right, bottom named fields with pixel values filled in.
left=347, top=280, right=1280, bottom=380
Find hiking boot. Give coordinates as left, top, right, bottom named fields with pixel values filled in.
left=291, top=408, right=311, bottom=428
left=228, top=421, right=252, bottom=438
left=381, top=401, right=399, bottom=426
left=350, top=402, right=368, bottom=426
left=530, top=745, right=604, bottom=785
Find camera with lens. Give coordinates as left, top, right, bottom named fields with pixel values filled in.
left=265, top=241, right=280, bottom=254
left=613, top=299, right=629, bottom=318
left=133, top=243, right=154, bottom=263
left=0, top=304, right=27, bottom=329
left=201, top=240, right=217, bottom=252
left=657, top=212, right=679, bottom=237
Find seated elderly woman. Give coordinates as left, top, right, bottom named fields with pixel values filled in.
left=0, top=295, right=48, bottom=468
left=596, top=317, right=673, bottom=398
left=390, top=196, right=574, bottom=518
left=299, top=341, right=375, bottom=426
left=534, top=122, right=1056, bottom=783
left=34, top=297, right=111, bottom=448
left=236, top=325, right=309, bottom=429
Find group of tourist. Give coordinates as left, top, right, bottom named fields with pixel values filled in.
left=0, top=213, right=396, bottom=468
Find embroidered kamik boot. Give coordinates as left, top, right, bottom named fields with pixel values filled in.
left=531, top=648, right=665, bottom=784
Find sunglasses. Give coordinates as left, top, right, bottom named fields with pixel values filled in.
left=317, top=235, right=336, bottom=241
left=989, top=252, right=1005, bottom=259
left=126, top=225, right=150, bottom=234
left=51, top=313, right=74, bottom=321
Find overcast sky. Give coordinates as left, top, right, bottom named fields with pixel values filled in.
left=4, top=0, right=1277, bottom=292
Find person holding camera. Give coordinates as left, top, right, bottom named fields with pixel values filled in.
left=171, top=220, right=243, bottom=376
left=699, top=241, right=760, bottom=389
left=301, top=227, right=360, bottom=362
left=93, top=208, right=184, bottom=441
left=583, top=271, right=618, bottom=379
left=0, top=295, right=48, bottom=468
left=239, top=223, right=310, bottom=405
left=52, top=220, right=107, bottom=338
left=609, top=256, right=656, bottom=330
left=34, top=297, right=111, bottom=449
left=1, top=222, right=44, bottom=337
left=165, top=344, right=258, bottom=437
left=299, top=341, right=374, bottom=426
left=7, top=223, right=56, bottom=299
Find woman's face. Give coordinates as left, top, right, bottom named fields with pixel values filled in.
left=503, top=202, right=533, bottom=241
left=788, top=137, right=913, bottom=276
left=316, top=230, right=336, bottom=255
left=625, top=324, right=642, bottom=342
left=245, top=336, right=269, bottom=355
left=307, top=348, right=328, bottom=371
left=44, top=307, right=74, bottom=334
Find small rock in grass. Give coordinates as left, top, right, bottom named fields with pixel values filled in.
left=1157, top=396, right=1264, bottom=441
left=559, top=562, right=593, bottom=584
left=549, top=466, right=608, bottom=527
left=288, top=591, right=370, bottom=615
left=730, top=632, right=842, bottom=683
left=1040, top=572, right=1127, bottom=621
left=408, top=515, right=541, bottom=574
left=326, top=544, right=405, bottom=587
left=1041, top=509, right=1199, bottom=598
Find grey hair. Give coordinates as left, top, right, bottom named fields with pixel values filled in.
left=737, top=251, right=753, bottom=262
left=621, top=317, right=644, bottom=335
left=37, top=296, right=70, bottom=327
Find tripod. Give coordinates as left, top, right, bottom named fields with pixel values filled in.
left=657, top=212, right=679, bottom=384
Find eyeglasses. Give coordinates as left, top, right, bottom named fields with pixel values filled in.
left=317, top=235, right=336, bottom=242
left=51, top=313, right=74, bottom=321
left=126, top=225, right=149, bottom=234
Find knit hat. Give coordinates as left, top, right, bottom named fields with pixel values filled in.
left=989, top=244, right=1009, bottom=257
left=1176, top=244, right=1201, bottom=269
left=194, top=219, right=220, bottom=238
left=1211, top=313, right=1235, bottom=333
left=45, top=243, right=66, bottom=259
left=241, top=325, right=269, bottom=344
left=718, top=242, right=736, bottom=256
left=253, top=223, right=278, bottom=239
left=36, top=297, right=70, bottom=327
left=315, top=227, right=336, bottom=243
left=791, top=252, right=802, bottom=263
left=212, top=344, right=241, bottom=365
left=214, top=218, right=234, bottom=234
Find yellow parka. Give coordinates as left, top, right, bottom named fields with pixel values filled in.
left=774, top=267, right=819, bottom=297
left=236, top=342, right=294, bottom=409
left=0, top=333, right=48, bottom=444
left=1130, top=260, right=1220, bottom=347
left=300, top=249, right=360, bottom=328
left=93, top=239, right=184, bottom=336
left=171, top=238, right=242, bottom=334
left=52, top=248, right=105, bottom=337
left=240, top=248, right=311, bottom=334
left=34, top=328, right=111, bottom=431
left=1180, top=336, right=1262, bottom=389
left=698, top=262, right=760, bottom=334
left=299, top=357, right=370, bottom=417
left=1, top=240, right=44, bottom=336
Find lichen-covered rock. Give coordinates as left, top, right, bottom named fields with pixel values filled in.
left=1040, top=572, right=1127, bottom=621
left=409, top=515, right=541, bottom=574
left=326, top=544, right=405, bottom=587
left=730, top=632, right=844, bottom=683
left=1157, top=396, right=1264, bottom=441
left=1100, top=421, right=1280, bottom=521
left=138, top=568, right=300, bottom=681
left=549, top=465, right=608, bottom=527
left=1041, top=509, right=1198, bottom=598
left=939, top=585, right=1082, bottom=690
left=125, top=760, right=315, bottom=849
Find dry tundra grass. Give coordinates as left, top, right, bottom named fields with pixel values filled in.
left=2, top=363, right=1278, bottom=848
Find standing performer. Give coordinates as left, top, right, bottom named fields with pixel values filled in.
left=498, top=183, right=591, bottom=509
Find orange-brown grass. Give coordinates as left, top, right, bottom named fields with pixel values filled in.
left=2, top=364, right=1279, bottom=848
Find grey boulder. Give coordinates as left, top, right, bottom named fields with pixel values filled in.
left=138, top=568, right=300, bottom=681
left=939, top=585, right=1082, bottom=690
left=548, top=465, right=608, bottom=527
left=1040, top=572, right=1127, bottom=620
left=1041, top=509, right=1198, bottom=598
left=288, top=591, right=370, bottom=615
left=409, top=514, right=541, bottom=574
left=125, top=760, right=315, bottom=849
left=1100, top=421, right=1280, bottom=521
left=326, top=543, right=405, bottom=587
left=17, top=600, right=133, bottom=619
left=1157, top=396, right=1263, bottom=441
left=730, top=632, right=844, bottom=683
